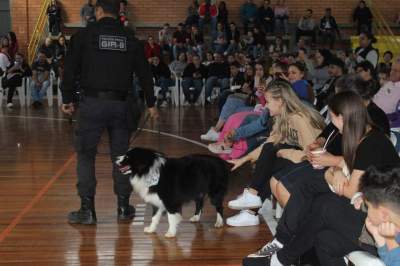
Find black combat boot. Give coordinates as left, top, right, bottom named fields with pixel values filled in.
left=68, top=196, right=97, bottom=225
left=117, top=195, right=135, bottom=221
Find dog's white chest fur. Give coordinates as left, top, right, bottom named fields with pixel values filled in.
left=131, top=176, right=164, bottom=208
left=130, top=157, right=166, bottom=209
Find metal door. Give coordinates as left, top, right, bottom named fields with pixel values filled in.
left=0, top=0, right=11, bottom=36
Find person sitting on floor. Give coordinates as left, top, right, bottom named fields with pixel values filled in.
left=361, top=166, right=400, bottom=266
left=201, top=63, right=265, bottom=142
left=225, top=79, right=325, bottom=227
left=246, top=91, right=397, bottom=266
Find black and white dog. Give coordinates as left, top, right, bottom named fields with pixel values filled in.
left=116, top=147, right=229, bottom=238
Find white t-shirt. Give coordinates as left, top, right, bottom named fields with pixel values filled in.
left=356, top=48, right=379, bottom=68
left=0, top=53, right=10, bottom=73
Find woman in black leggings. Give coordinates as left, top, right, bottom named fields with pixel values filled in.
left=3, top=53, right=31, bottom=108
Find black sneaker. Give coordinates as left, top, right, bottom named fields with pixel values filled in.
left=247, top=240, right=283, bottom=258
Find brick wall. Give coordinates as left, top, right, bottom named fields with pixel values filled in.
left=11, top=0, right=400, bottom=54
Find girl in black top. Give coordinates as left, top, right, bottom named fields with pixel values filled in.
left=248, top=91, right=399, bottom=265
left=270, top=75, right=389, bottom=208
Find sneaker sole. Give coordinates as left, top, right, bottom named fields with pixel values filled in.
left=226, top=220, right=260, bottom=227
left=228, top=204, right=263, bottom=210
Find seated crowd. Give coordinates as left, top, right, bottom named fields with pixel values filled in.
left=0, top=34, right=68, bottom=108
left=1, top=1, right=399, bottom=265
left=142, top=1, right=399, bottom=265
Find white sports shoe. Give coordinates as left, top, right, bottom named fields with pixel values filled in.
left=208, top=143, right=232, bottom=154
left=228, top=189, right=263, bottom=210
left=226, top=210, right=260, bottom=227
left=200, top=128, right=219, bottom=141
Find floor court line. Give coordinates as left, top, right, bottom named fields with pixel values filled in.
left=0, top=154, right=76, bottom=243
left=0, top=114, right=208, bottom=243
left=0, top=114, right=208, bottom=148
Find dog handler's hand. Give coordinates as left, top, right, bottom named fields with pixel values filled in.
left=148, top=107, right=159, bottom=119
left=61, top=103, right=75, bottom=115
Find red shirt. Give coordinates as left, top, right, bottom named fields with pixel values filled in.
left=144, top=42, right=161, bottom=59
left=198, top=3, right=218, bottom=18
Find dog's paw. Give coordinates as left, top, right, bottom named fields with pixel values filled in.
left=144, top=226, right=156, bottom=233
left=214, top=220, right=224, bottom=228
left=164, top=231, right=176, bottom=238
left=214, top=213, right=224, bottom=228
left=190, top=214, right=201, bottom=223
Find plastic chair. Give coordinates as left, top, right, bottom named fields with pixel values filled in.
left=170, top=71, right=183, bottom=106
left=57, top=77, right=63, bottom=106
left=387, top=100, right=400, bottom=128
left=0, top=75, right=26, bottom=107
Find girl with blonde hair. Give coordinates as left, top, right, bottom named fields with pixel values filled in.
left=226, top=79, right=325, bottom=227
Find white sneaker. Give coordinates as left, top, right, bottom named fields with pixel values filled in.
left=200, top=128, right=219, bottom=141
left=247, top=239, right=283, bottom=258
left=208, top=143, right=232, bottom=154
left=228, top=189, right=263, bottom=210
left=226, top=210, right=260, bottom=227
left=258, top=199, right=274, bottom=222
left=6, top=103, right=13, bottom=108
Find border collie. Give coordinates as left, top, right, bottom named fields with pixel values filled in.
left=116, top=147, right=229, bottom=238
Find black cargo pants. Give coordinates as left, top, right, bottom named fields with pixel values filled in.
left=74, top=96, right=137, bottom=198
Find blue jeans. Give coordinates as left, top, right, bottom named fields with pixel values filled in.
left=188, top=45, right=203, bottom=59
left=219, top=95, right=253, bottom=121
left=225, top=42, right=239, bottom=55
left=31, top=80, right=50, bottom=102
left=156, top=77, right=174, bottom=97
left=199, top=16, right=217, bottom=34
left=173, top=45, right=187, bottom=60
left=275, top=17, right=288, bottom=34
left=182, top=78, right=203, bottom=103
left=252, top=45, right=265, bottom=59
left=205, top=76, right=229, bottom=101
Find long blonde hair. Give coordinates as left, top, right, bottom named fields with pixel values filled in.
left=267, top=80, right=325, bottom=145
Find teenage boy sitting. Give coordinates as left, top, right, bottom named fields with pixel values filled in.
left=360, top=166, right=400, bottom=266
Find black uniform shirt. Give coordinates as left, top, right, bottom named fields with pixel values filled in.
left=63, top=17, right=155, bottom=107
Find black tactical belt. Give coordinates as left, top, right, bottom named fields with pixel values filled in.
left=84, top=90, right=128, bottom=101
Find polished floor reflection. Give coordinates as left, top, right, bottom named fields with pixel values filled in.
left=0, top=106, right=271, bottom=265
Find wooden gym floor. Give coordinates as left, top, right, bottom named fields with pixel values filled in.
left=0, top=106, right=271, bottom=265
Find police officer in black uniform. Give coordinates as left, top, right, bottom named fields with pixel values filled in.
left=61, top=0, right=158, bottom=225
